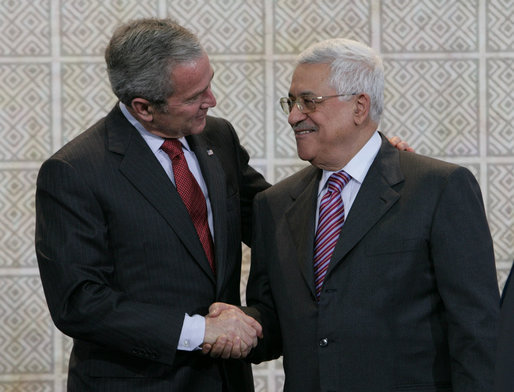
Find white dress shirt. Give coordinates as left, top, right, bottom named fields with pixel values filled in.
left=315, top=131, right=381, bottom=227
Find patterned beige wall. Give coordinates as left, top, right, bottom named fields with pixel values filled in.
left=0, top=0, right=512, bottom=391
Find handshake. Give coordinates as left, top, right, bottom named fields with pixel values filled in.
left=202, top=302, right=262, bottom=359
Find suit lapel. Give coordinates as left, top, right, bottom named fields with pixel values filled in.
left=106, top=106, right=215, bottom=282
left=327, top=135, right=404, bottom=276
left=285, top=166, right=320, bottom=298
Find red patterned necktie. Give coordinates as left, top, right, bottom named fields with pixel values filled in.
left=161, top=139, right=215, bottom=273
left=313, top=171, right=351, bottom=300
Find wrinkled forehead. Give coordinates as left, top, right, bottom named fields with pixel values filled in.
left=289, top=63, right=334, bottom=96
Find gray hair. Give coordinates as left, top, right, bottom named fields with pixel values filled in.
left=105, top=18, right=204, bottom=111
left=296, top=38, right=384, bottom=123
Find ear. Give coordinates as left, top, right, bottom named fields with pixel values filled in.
left=130, top=98, right=154, bottom=122
left=353, top=93, right=371, bottom=125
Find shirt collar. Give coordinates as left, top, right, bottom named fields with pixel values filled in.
left=119, top=102, right=191, bottom=153
left=318, top=131, right=381, bottom=195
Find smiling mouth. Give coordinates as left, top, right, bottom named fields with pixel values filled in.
left=294, top=128, right=315, bottom=136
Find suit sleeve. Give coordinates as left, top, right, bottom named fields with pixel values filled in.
left=35, top=157, right=183, bottom=366
left=218, top=118, right=270, bottom=246
left=495, top=263, right=514, bottom=392
left=430, top=166, right=499, bottom=391
left=244, top=192, right=283, bottom=363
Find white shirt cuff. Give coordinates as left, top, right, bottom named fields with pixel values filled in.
left=178, top=313, right=205, bottom=351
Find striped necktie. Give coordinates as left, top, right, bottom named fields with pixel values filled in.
left=313, top=171, right=351, bottom=300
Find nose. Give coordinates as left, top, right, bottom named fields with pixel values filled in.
left=202, top=86, right=217, bottom=109
left=288, top=103, right=306, bottom=125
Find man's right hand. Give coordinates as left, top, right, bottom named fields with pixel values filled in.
left=202, top=303, right=262, bottom=359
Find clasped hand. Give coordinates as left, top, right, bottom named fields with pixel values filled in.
left=202, top=302, right=263, bottom=359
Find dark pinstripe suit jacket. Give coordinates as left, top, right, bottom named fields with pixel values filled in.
left=246, top=134, right=499, bottom=392
left=495, top=264, right=514, bottom=392
left=35, top=104, right=269, bottom=391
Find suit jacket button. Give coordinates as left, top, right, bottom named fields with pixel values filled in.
left=319, top=338, right=328, bottom=347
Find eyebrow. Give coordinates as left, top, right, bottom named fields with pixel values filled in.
left=288, top=90, right=317, bottom=98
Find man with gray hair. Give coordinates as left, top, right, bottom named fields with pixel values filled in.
left=208, top=38, right=499, bottom=391
left=35, top=18, right=268, bottom=391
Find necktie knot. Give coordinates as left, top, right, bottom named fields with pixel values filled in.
left=161, top=139, right=183, bottom=160
left=326, top=171, right=351, bottom=194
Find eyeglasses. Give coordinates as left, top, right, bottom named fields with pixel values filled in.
left=279, top=93, right=357, bottom=115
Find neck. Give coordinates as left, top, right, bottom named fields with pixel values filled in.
left=315, top=125, right=377, bottom=171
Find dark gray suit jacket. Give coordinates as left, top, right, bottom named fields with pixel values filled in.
left=495, top=263, right=514, bottom=392
left=246, top=134, right=499, bottom=392
left=35, top=104, right=269, bottom=391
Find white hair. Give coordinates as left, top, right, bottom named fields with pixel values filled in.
left=296, top=38, right=384, bottom=123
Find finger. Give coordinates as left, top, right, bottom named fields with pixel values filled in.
left=246, top=317, right=263, bottom=338
left=236, top=321, right=258, bottom=347
left=208, top=302, right=224, bottom=317
left=243, top=315, right=263, bottom=339
left=232, top=311, right=263, bottom=339
left=239, top=330, right=259, bottom=350
left=210, top=303, right=239, bottom=320
left=389, top=136, right=400, bottom=146
left=235, top=321, right=258, bottom=349
left=240, top=339, right=252, bottom=358
left=397, top=141, right=409, bottom=151
left=230, top=336, right=242, bottom=359
left=220, top=339, right=234, bottom=359
left=209, top=335, right=228, bottom=358
left=211, top=302, right=236, bottom=317
left=202, top=343, right=212, bottom=355
left=216, top=309, right=260, bottom=347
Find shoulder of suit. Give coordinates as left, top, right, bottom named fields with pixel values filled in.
left=201, top=115, right=237, bottom=143
left=205, top=115, right=232, bottom=133
left=262, top=165, right=317, bottom=196
left=398, top=150, right=461, bottom=173
left=46, top=115, right=109, bottom=164
left=392, top=149, right=476, bottom=189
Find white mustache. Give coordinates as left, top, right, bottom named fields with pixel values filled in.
left=293, top=122, right=317, bottom=133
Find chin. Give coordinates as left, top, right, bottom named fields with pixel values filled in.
left=296, top=145, right=313, bottom=163
left=191, top=120, right=207, bottom=134
left=296, top=152, right=312, bottom=163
